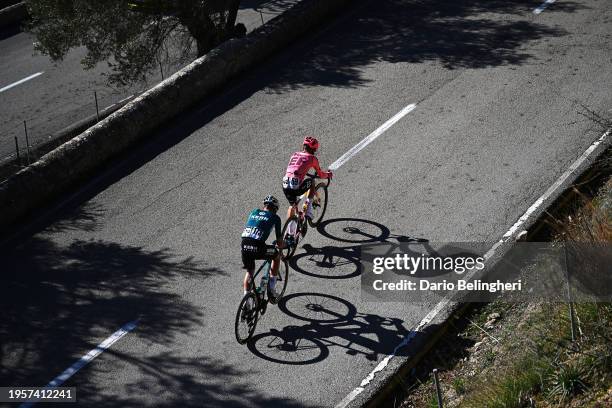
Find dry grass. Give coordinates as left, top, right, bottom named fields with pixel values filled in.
left=551, top=181, right=612, bottom=243
left=399, top=172, right=611, bottom=408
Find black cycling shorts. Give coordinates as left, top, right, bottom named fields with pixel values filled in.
left=241, top=238, right=277, bottom=270
left=283, top=178, right=312, bottom=205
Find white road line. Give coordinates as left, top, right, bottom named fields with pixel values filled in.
left=20, top=320, right=138, bottom=408
left=329, top=103, right=417, bottom=170
left=335, top=127, right=611, bottom=408
left=533, top=0, right=556, bottom=14
left=0, top=72, right=44, bottom=93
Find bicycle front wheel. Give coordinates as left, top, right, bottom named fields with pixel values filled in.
left=268, top=258, right=289, bottom=304
left=308, top=183, right=328, bottom=227
left=235, top=292, right=259, bottom=344
left=281, top=216, right=300, bottom=259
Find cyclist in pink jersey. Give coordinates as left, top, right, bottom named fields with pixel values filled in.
left=282, top=136, right=332, bottom=223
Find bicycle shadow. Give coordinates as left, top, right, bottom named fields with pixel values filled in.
left=289, top=243, right=362, bottom=280
left=247, top=292, right=430, bottom=365
left=290, top=217, right=443, bottom=279
left=290, top=217, right=486, bottom=304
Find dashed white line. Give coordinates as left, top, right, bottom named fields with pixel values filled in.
left=335, top=127, right=611, bottom=408
left=0, top=72, right=44, bottom=93
left=20, top=320, right=138, bottom=408
left=533, top=0, right=556, bottom=14
left=329, top=103, right=417, bottom=170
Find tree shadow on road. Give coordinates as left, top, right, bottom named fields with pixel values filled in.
left=0, top=203, right=222, bottom=391
left=262, top=0, right=580, bottom=92
left=65, top=351, right=318, bottom=407
left=0, top=22, right=21, bottom=40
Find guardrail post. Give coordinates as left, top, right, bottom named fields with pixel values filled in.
left=14, top=136, right=21, bottom=166
left=94, top=91, right=100, bottom=122
left=23, top=120, right=31, bottom=164
left=433, top=368, right=443, bottom=408
left=564, top=245, right=577, bottom=342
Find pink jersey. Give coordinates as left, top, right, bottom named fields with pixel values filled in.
left=284, top=151, right=330, bottom=186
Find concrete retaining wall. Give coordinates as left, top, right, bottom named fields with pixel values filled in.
left=0, top=2, right=26, bottom=29
left=0, top=0, right=21, bottom=9
left=0, top=0, right=351, bottom=230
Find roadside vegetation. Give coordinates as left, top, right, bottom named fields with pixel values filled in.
left=397, top=149, right=611, bottom=408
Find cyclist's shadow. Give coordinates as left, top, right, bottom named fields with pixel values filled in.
left=246, top=292, right=428, bottom=365
left=289, top=217, right=433, bottom=280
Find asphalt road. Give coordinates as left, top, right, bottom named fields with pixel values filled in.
left=0, top=0, right=298, bottom=162
left=1, top=0, right=611, bottom=406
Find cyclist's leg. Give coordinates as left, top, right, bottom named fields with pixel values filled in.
left=241, top=238, right=258, bottom=293
left=302, top=179, right=314, bottom=218
left=243, top=269, right=254, bottom=292
left=283, top=187, right=298, bottom=219
left=283, top=187, right=301, bottom=239
left=287, top=203, right=296, bottom=220
left=306, top=178, right=316, bottom=199
left=266, top=247, right=281, bottom=293
left=262, top=244, right=279, bottom=277
left=271, top=251, right=280, bottom=277
left=269, top=256, right=279, bottom=293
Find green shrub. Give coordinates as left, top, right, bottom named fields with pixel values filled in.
left=452, top=377, right=467, bottom=395
left=546, top=362, right=588, bottom=401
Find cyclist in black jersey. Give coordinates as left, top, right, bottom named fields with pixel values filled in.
left=241, top=195, right=284, bottom=295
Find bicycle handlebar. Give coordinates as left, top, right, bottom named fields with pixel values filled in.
left=306, top=172, right=332, bottom=187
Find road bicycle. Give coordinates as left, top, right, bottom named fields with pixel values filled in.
left=234, top=249, right=289, bottom=344
left=280, top=173, right=331, bottom=259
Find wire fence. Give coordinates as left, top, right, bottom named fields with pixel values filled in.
left=0, top=87, right=137, bottom=180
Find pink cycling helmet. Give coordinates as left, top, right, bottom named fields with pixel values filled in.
left=303, top=136, right=319, bottom=152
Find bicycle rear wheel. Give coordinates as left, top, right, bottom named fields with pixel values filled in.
left=268, top=258, right=289, bottom=304
left=281, top=216, right=300, bottom=259
left=308, top=183, right=328, bottom=227
left=235, top=292, right=259, bottom=344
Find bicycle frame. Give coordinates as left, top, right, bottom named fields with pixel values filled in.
left=279, top=171, right=331, bottom=263
left=235, top=247, right=286, bottom=344
left=288, top=173, right=327, bottom=223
